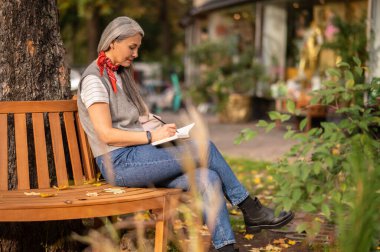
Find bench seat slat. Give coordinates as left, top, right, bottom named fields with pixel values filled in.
left=0, top=186, right=145, bottom=198
left=32, top=113, right=50, bottom=188
left=63, top=112, right=84, bottom=185
left=49, top=113, right=68, bottom=187
left=0, top=196, right=178, bottom=222
left=0, top=114, right=8, bottom=190
left=0, top=189, right=178, bottom=208
left=0, top=184, right=181, bottom=210
left=14, top=114, right=30, bottom=190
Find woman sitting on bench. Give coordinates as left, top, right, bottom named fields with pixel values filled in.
left=77, top=16, right=294, bottom=252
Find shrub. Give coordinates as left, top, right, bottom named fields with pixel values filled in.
left=236, top=57, right=380, bottom=250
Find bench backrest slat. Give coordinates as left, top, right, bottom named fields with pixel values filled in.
left=32, top=113, right=50, bottom=188
left=0, top=100, right=94, bottom=190
left=0, top=114, right=8, bottom=190
left=49, top=113, right=69, bottom=187
left=63, top=112, right=83, bottom=185
left=14, top=113, right=30, bottom=190
left=76, top=113, right=95, bottom=181
left=0, top=100, right=78, bottom=113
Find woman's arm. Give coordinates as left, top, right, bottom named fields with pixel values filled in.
left=88, top=102, right=177, bottom=147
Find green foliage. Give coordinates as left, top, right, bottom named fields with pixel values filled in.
left=336, top=135, right=380, bottom=252
left=322, top=15, right=368, bottom=68
left=188, top=37, right=268, bottom=110
left=237, top=57, right=380, bottom=249
left=58, top=0, right=191, bottom=69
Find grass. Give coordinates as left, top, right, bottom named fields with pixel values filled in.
left=225, top=156, right=276, bottom=202
left=224, top=156, right=278, bottom=232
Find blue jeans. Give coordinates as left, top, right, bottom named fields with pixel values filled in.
left=95, top=141, right=249, bottom=249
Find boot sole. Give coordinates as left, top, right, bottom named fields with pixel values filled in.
left=246, top=212, right=295, bottom=234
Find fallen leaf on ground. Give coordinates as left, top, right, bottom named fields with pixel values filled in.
left=244, top=234, right=254, bottom=240
left=229, top=209, right=240, bottom=215
left=40, top=193, right=57, bottom=198
left=24, top=192, right=40, bottom=196
left=263, top=244, right=282, bottom=251
left=134, top=212, right=151, bottom=221
left=86, top=192, right=99, bottom=197
left=288, top=239, right=297, bottom=245
left=173, top=219, right=184, bottom=230
left=200, top=225, right=210, bottom=235
left=253, top=177, right=261, bottom=185
left=249, top=248, right=260, bottom=252
left=314, top=217, right=325, bottom=223
left=273, top=238, right=286, bottom=244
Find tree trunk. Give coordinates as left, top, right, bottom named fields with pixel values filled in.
left=0, top=1, right=84, bottom=251
left=159, top=0, right=172, bottom=57
left=86, top=4, right=100, bottom=63
left=0, top=1, right=71, bottom=101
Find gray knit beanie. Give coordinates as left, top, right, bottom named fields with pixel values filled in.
left=97, top=16, right=144, bottom=53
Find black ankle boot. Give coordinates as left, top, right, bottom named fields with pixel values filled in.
left=238, top=196, right=294, bottom=234
left=218, top=244, right=239, bottom=252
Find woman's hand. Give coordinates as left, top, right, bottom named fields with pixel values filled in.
left=151, top=123, right=177, bottom=142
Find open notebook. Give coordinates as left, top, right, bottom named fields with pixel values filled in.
left=151, top=123, right=195, bottom=146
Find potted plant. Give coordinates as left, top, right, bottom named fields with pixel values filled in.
left=188, top=38, right=267, bottom=122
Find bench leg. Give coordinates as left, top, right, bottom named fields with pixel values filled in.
left=153, top=196, right=170, bottom=252
left=154, top=207, right=168, bottom=252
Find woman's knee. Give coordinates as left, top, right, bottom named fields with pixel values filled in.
left=196, top=169, right=222, bottom=192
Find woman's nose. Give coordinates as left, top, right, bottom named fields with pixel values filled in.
left=132, top=49, right=138, bottom=58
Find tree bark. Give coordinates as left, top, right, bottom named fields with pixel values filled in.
left=0, top=0, right=71, bottom=101
left=0, top=1, right=84, bottom=251
left=86, top=4, right=100, bottom=62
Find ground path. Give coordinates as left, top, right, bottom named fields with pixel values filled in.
left=161, top=111, right=296, bottom=162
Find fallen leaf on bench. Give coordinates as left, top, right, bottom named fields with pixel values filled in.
left=83, top=179, right=97, bottom=185
left=103, top=188, right=125, bottom=194
left=24, top=192, right=40, bottom=196
left=53, top=185, right=70, bottom=190
left=92, top=182, right=103, bottom=187
left=40, top=193, right=57, bottom=198
left=86, top=192, right=99, bottom=197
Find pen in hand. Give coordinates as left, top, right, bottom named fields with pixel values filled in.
left=153, top=115, right=179, bottom=133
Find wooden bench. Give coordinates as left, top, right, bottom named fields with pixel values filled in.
left=0, top=100, right=182, bottom=252
left=275, top=98, right=327, bottom=131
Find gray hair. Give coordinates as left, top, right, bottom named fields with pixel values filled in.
left=97, top=16, right=144, bottom=53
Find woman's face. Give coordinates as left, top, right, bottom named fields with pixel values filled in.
left=107, top=33, right=142, bottom=67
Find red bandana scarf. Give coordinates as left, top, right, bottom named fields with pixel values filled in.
left=97, top=51, right=119, bottom=93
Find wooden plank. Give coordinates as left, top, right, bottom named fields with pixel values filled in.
left=0, top=196, right=166, bottom=222
left=63, top=112, right=83, bottom=185
left=32, top=113, right=50, bottom=189
left=14, top=114, right=30, bottom=190
left=75, top=113, right=95, bottom=180
left=0, top=100, right=77, bottom=114
left=48, top=113, right=68, bottom=187
left=0, top=114, right=8, bottom=190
